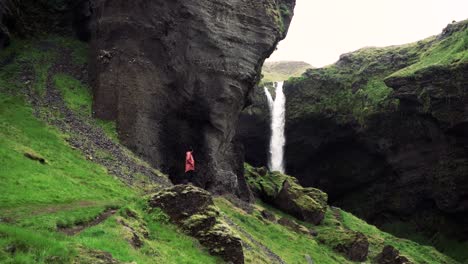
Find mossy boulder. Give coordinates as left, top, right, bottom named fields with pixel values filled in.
left=73, top=247, right=126, bottom=264
left=376, top=245, right=413, bottom=264
left=245, top=164, right=328, bottom=225
left=149, top=185, right=244, bottom=264
left=317, top=228, right=369, bottom=262
left=115, top=207, right=149, bottom=249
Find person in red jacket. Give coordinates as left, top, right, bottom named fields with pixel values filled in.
left=185, top=147, right=195, bottom=184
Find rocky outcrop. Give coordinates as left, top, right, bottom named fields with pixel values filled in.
left=333, top=232, right=369, bottom=262
left=90, top=0, right=295, bottom=199
left=149, top=185, right=244, bottom=264
left=376, top=245, right=412, bottom=264
left=245, top=164, right=328, bottom=225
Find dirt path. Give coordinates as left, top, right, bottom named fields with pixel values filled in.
left=25, top=40, right=171, bottom=188
left=58, top=208, right=118, bottom=236
left=223, top=215, right=286, bottom=264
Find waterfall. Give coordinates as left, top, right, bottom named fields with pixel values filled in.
left=264, top=81, right=286, bottom=173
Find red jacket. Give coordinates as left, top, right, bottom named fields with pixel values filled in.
left=185, top=151, right=195, bottom=173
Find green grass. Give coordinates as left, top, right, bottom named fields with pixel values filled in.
left=216, top=197, right=459, bottom=264
left=391, top=21, right=468, bottom=77
left=0, top=224, right=73, bottom=264
left=340, top=210, right=459, bottom=264
left=262, top=61, right=312, bottom=82
left=216, top=198, right=350, bottom=264
left=381, top=221, right=468, bottom=263
left=0, top=84, right=218, bottom=264
left=0, top=36, right=219, bottom=263
left=53, top=73, right=92, bottom=117
left=0, top=38, right=56, bottom=96
left=74, top=205, right=221, bottom=264
left=96, top=119, right=119, bottom=143
left=286, top=21, right=467, bottom=126
left=0, top=95, right=133, bottom=210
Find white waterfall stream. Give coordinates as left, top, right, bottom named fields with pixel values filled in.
left=264, top=81, right=286, bottom=173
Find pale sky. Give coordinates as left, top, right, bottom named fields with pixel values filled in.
left=268, top=0, right=468, bottom=67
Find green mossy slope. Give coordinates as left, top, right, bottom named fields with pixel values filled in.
left=0, top=36, right=219, bottom=264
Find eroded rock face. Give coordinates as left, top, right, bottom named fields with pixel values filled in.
left=149, top=185, right=244, bottom=264
left=91, top=0, right=295, bottom=199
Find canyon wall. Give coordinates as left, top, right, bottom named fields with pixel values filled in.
left=239, top=20, right=468, bottom=240
left=90, top=0, right=295, bottom=199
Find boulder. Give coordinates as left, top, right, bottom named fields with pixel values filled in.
left=276, top=179, right=327, bottom=224
left=333, top=231, right=369, bottom=262
left=277, top=217, right=309, bottom=235
left=260, top=210, right=276, bottom=222
left=149, top=185, right=244, bottom=264
left=245, top=164, right=328, bottom=225
left=376, top=245, right=413, bottom=264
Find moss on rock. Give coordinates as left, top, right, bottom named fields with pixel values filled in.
left=149, top=185, right=244, bottom=264
left=245, top=164, right=328, bottom=225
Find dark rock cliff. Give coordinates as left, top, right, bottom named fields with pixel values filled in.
left=285, top=21, right=468, bottom=242
left=90, top=0, right=295, bottom=199
left=239, top=20, right=468, bottom=245
left=0, top=0, right=92, bottom=46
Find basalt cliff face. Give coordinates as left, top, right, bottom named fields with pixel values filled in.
left=90, top=0, right=295, bottom=199
left=239, top=20, right=468, bottom=243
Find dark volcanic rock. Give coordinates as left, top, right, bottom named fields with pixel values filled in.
left=0, top=0, right=93, bottom=45
left=277, top=217, right=309, bottom=234
left=334, top=232, right=369, bottom=262
left=376, top=245, right=412, bottom=264
left=236, top=84, right=272, bottom=167
left=149, top=185, right=244, bottom=264
left=269, top=20, right=468, bottom=245
left=260, top=209, right=276, bottom=222
left=91, top=0, right=295, bottom=200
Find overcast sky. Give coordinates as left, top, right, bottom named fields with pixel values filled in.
left=267, top=0, right=468, bottom=67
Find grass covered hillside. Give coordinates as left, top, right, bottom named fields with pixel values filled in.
left=0, top=36, right=220, bottom=264
left=285, top=19, right=468, bottom=125
left=262, top=61, right=313, bottom=82
left=0, top=35, right=462, bottom=263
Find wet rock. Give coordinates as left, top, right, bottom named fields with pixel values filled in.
left=376, top=245, right=413, bottom=264
left=149, top=185, right=244, bottom=264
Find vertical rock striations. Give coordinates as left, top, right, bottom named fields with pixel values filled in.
left=91, top=0, right=295, bottom=199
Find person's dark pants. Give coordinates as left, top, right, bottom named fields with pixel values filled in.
left=184, top=170, right=195, bottom=184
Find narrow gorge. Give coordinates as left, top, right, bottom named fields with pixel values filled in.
left=0, top=0, right=467, bottom=263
